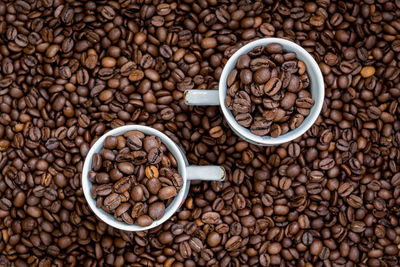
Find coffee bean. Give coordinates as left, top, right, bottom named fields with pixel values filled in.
left=117, top=162, right=134, bottom=175
left=113, top=177, right=131, bottom=194
left=310, top=240, right=323, bottom=256
left=209, top=126, right=223, bottom=138
left=115, top=202, right=130, bottom=217
left=129, top=69, right=144, bottom=81
left=96, top=173, right=110, bottom=184
left=104, top=193, right=121, bottom=210
left=254, top=68, right=271, bottom=84
left=302, top=232, right=313, bottom=245
left=232, top=97, right=251, bottom=113
left=179, top=241, right=192, bottom=258
left=147, top=147, right=162, bottom=164
left=346, top=195, right=363, bottom=209
left=250, top=83, right=264, bottom=97
left=264, top=77, right=282, bottom=96
left=267, top=242, right=282, bottom=255
left=13, top=191, right=26, bottom=208
left=148, top=202, right=165, bottom=220
left=131, top=186, right=144, bottom=202
left=240, top=69, right=253, bottom=85
left=338, top=182, right=354, bottom=197
left=201, top=212, right=220, bottom=224
left=266, top=43, right=282, bottom=53
left=92, top=154, right=102, bottom=171
left=158, top=186, right=177, bottom=200
left=236, top=54, right=251, bottom=69
left=136, top=215, right=153, bottom=227
left=225, top=236, right=242, bottom=251
left=360, top=66, right=375, bottom=78
left=126, top=135, right=142, bottom=150
left=270, top=124, right=282, bottom=138
left=95, top=184, right=112, bottom=196
left=104, top=136, right=118, bottom=149
left=189, top=237, right=204, bottom=253
left=296, top=97, right=315, bottom=108
left=319, top=158, right=335, bottom=170
left=250, top=119, right=270, bottom=136
left=146, top=178, right=161, bottom=195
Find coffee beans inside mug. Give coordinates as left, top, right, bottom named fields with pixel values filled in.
left=90, top=131, right=183, bottom=227
left=226, top=43, right=315, bottom=137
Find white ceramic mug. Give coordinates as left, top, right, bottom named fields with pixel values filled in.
left=82, top=125, right=225, bottom=231
left=184, top=37, right=324, bottom=146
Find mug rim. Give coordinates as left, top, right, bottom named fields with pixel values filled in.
left=219, top=37, right=325, bottom=146
left=81, top=125, right=188, bottom=231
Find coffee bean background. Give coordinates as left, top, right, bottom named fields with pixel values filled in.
left=0, top=1, right=400, bottom=266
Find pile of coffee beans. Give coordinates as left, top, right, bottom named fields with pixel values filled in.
left=226, top=43, right=315, bottom=137
left=90, top=132, right=183, bottom=227
left=0, top=0, right=400, bottom=267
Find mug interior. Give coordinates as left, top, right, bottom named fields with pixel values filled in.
left=81, top=125, right=188, bottom=231
left=219, top=38, right=324, bottom=146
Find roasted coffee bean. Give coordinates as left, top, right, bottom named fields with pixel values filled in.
left=103, top=193, right=121, bottom=211
left=266, top=43, right=283, bottom=54
left=270, top=124, right=282, bottom=138
left=225, top=236, right=242, bottom=251
left=189, top=237, right=203, bottom=253
left=179, top=241, right=192, bottom=258
left=302, top=232, right=313, bottom=245
left=319, top=158, right=335, bottom=170
left=201, top=212, right=220, bottom=224
left=96, top=172, right=110, bottom=184
left=148, top=202, right=165, bottom=220
left=250, top=119, right=270, bottom=136
left=264, top=77, right=282, bottom=96
left=147, top=147, right=162, bottom=164
left=113, top=177, right=131, bottom=193
left=92, top=154, right=102, bottom=171
left=209, top=126, right=224, bottom=138
left=126, top=135, right=142, bottom=150
left=104, top=136, right=118, bottom=149
left=145, top=166, right=159, bottom=179
left=227, top=44, right=313, bottom=137
left=136, top=215, right=153, bottom=227
left=117, top=162, right=134, bottom=175
left=296, top=97, right=315, bottom=108
left=254, top=68, right=271, bottom=84
left=131, top=186, right=144, bottom=202
left=158, top=186, right=177, bottom=200
left=146, top=178, right=161, bottom=195
left=95, top=184, right=112, bottom=196
left=235, top=113, right=252, bottom=127
left=338, top=182, right=354, bottom=197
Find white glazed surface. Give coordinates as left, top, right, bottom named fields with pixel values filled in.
left=82, top=125, right=190, bottom=231
left=219, top=38, right=325, bottom=146
left=184, top=90, right=220, bottom=106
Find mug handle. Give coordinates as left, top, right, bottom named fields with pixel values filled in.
left=184, top=90, right=220, bottom=105
left=186, top=166, right=225, bottom=181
